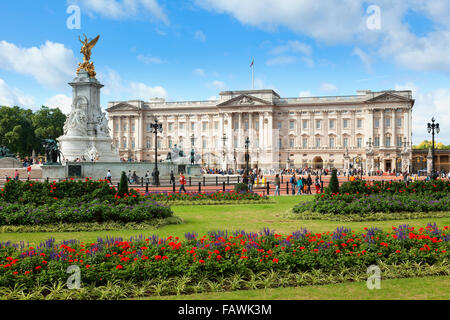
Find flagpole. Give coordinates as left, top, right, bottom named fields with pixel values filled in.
left=251, top=58, right=254, bottom=90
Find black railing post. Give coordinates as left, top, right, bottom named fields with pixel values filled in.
left=189, top=176, right=192, bottom=187
left=227, top=176, right=230, bottom=185
left=237, top=176, right=240, bottom=184
left=281, top=176, right=284, bottom=184
left=286, top=182, right=289, bottom=195
left=203, top=176, right=206, bottom=186
left=172, top=182, right=176, bottom=193
left=216, top=176, right=218, bottom=186
left=321, top=181, right=324, bottom=193
left=146, top=182, right=149, bottom=193
left=198, top=182, right=201, bottom=193
left=223, top=181, right=226, bottom=192
left=141, top=177, right=144, bottom=187
left=266, top=182, right=270, bottom=195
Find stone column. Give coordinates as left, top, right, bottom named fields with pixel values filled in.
left=323, top=111, right=328, bottom=147
left=351, top=111, right=356, bottom=147
left=336, top=111, right=342, bottom=148
left=380, top=109, right=385, bottom=148
left=392, top=109, right=397, bottom=148
left=297, top=112, right=302, bottom=147
left=259, top=112, right=264, bottom=150
left=309, top=111, right=314, bottom=148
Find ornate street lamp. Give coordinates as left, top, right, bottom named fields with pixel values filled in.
left=427, top=117, right=440, bottom=179
left=221, top=133, right=227, bottom=170
left=244, top=136, right=250, bottom=175
left=150, top=118, right=163, bottom=186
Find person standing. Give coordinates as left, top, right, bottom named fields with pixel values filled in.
left=315, top=176, right=321, bottom=194
left=179, top=173, right=187, bottom=193
left=106, top=170, right=112, bottom=184
left=170, top=170, right=175, bottom=185
left=14, top=170, right=19, bottom=181
left=248, top=173, right=254, bottom=192
left=145, top=170, right=150, bottom=184
left=290, top=174, right=296, bottom=195
left=306, top=174, right=312, bottom=194
left=296, top=176, right=303, bottom=195
left=274, top=174, right=281, bottom=196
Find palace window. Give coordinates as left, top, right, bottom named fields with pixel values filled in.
left=357, top=137, right=362, bottom=148
left=191, top=122, right=195, bottom=131
left=279, top=138, right=282, bottom=148
left=202, top=138, right=207, bottom=149
left=122, top=138, right=127, bottom=149
left=131, top=138, right=135, bottom=149
left=214, top=121, right=219, bottom=130
left=146, top=140, right=151, bottom=149
left=385, top=118, right=391, bottom=128
left=329, top=119, right=335, bottom=129
left=255, top=121, right=259, bottom=130
left=357, top=119, right=363, bottom=128
left=277, top=121, right=282, bottom=130
left=234, top=121, right=239, bottom=130
left=202, top=122, right=207, bottom=131
left=397, top=118, right=402, bottom=127
left=123, top=124, right=128, bottom=132
left=316, top=120, right=321, bottom=129
left=289, top=138, right=294, bottom=148
left=179, top=122, right=185, bottom=130
left=131, top=124, right=135, bottom=133
left=329, top=137, right=335, bottom=148
left=157, top=139, right=161, bottom=149
left=343, top=119, right=349, bottom=129
left=303, top=120, right=308, bottom=129
left=385, top=136, right=391, bottom=147
left=374, top=137, right=380, bottom=147
left=343, top=137, right=348, bottom=147
left=234, top=137, right=238, bottom=148
left=168, top=123, right=173, bottom=132
left=315, top=138, right=321, bottom=148
left=245, top=121, right=249, bottom=130
left=168, top=139, right=173, bottom=149
left=374, top=119, right=380, bottom=128
left=397, top=136, right=403, bottom=147
left=290, top=121, right=295, bottom=130
left=255, top=138, right=259, bottom=148
left=114, top=123, right=119, bottom=131
left=302, top=138, right=308, bottom=148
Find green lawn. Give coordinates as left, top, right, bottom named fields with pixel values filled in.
left=141, top=276, right=450, bottom=300
left=0, top=196, right=448, bottom=245
left=1, top=196, right=449, bottom=300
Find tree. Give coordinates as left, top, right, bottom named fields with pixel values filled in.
left=413, top=140, right=450, bottom=150
left=0, top=105, right=66, bottom=158
left=118, top=171, right=129, bottom=197
left=328, top=169, right=339, bottom=194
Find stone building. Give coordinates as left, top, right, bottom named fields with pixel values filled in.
left=106, top=89, right=414, bottom=172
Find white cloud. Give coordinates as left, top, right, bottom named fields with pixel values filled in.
left=395, top=82, right=450, bottom=144
left=210, top=80, right=227, bottom=90
left=99, top=67, right=168, bottom=101
left=193, top=68, right=206, bottom=77
left=299, top=91, right=312, bottom=97
left=45, top=94, right=73, bottom=114
left=0, top=78, right=35, bottom=107
left=194, top=0, right=365, bottom=43
left=266, top=56, right=297, bottom=66
left=0, top=40, right=76, bottom=90
left=129, top=82, right=168, bottom=100
left=137, top=54, right=168, bottom=64
left=72, top=0, right=169, bottom=24
left=319, top=83, right=338, bottom=93
left=269, top=40, right=312, bottom=56
left=194, top=0, right=450, bottom=74
left=194, top=30, right=207, bottom=42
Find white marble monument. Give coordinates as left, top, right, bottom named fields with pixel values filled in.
left=58, top=35, right=119, bottom=162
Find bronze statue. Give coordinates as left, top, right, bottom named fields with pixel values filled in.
left=0, top=146, right=15, bottom=159
left=42, top=139, right=62, bottom=164
left=76, top=34, right=100, bottom=78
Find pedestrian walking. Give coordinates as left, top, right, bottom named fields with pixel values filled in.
left=315, top=176, right=321, bottom=193
left=106, top=170, right=112, bottom=184
left=306, top=174, right=312, bottom=194
left=14, top=170, right=19, bottom=181
left=179, top=173, right=187, bottom=193
left=274, top=174, right=281, bottom=196
left=290, top=174, right=296, bottom=195
left=296, top=176, right=303, bottom=195
left=248, top=173, right=254, bottom=192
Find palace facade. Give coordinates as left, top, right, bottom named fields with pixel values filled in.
left=106, top=89, right=414, bottom=172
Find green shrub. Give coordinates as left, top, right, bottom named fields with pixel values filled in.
left=118, top=171, right=129, bottom=197
left=234, top=183, right=249, bottom=193
left=327, top=169, right=339, bottom=194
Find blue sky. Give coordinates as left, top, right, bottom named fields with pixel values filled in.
left=0, top=0, right=449, bottom=144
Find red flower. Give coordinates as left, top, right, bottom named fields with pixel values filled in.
left=116, top=264, right=123, bottom=269
left=199, top=259, right=205, bottom=264
left=272, top=258, right=279, bottom=263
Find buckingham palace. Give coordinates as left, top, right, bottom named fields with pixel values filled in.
left=106, top=89, right=414, bottom=173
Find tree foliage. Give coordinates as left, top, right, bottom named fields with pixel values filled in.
left=413, top=140, right=450, bottom=150
left=0, top=105, right=66, bottom=157
left=328, top=169, right=340, bottom=194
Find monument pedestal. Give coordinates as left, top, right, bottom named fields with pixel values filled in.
left=58, top=70, right=119, bottom=162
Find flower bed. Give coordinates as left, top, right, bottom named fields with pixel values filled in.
left=293, top=193, right=450, bottom=215
left=145, top=191, right=270, bottom=203
left=293, top=180, right=450, bottom=216
left=0, top=180, right=173, bottom=226
left=0, top=224, right=448, bottom=291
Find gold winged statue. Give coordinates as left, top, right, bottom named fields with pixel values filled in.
left=77, top=34, right=100, bottom=78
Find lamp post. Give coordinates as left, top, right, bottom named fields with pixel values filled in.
left=221, top=133, right=227, bottom=170
left=244, top=136, right=250, bottom=175
left=150, top=118, right=163, bottom=186
left=190, top=134, right=195, bottom=165
left=233, top=148, right=237, bottom=172
left=427, top=117, right=440, bottom=179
